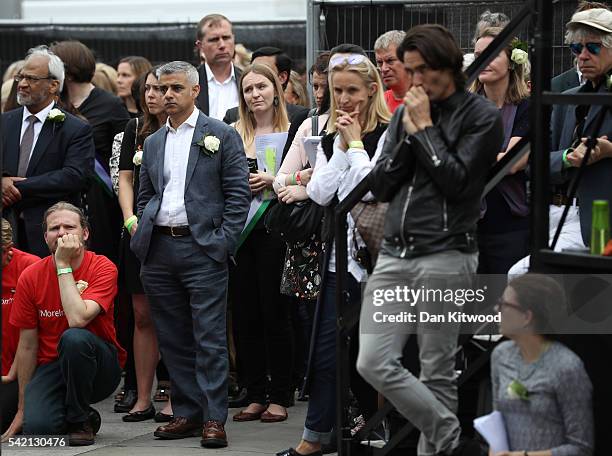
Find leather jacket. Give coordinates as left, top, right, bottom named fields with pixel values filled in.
left=368, top=90, right=503, bottom=259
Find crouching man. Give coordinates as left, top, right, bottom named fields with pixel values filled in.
left=1, top=202, right=126, bottom=446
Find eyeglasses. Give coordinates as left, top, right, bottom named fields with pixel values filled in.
left=569, top=42, right=602, bottom=56
left=494, top=298, right=526, bottom=313
left=14, top=74, right=54, bottom=84
left=328, top=53, right=368, bottom=70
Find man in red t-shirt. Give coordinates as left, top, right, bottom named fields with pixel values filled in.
left=374, top=30, right=412, bottom=113
left=1, top=202, right=125, bottom=446
left=1, top=219, right=39, bottom=434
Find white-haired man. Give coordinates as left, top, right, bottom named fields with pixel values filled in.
left=1, top=46, right=94, bottom=258
left=374, top=30, right=412, bottom=112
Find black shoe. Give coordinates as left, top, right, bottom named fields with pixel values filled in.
left=114, top=389, right=137, bottom=413
left=154, top=411, right=174, bottom=423
left=67, top=420, right=95, bottom=446
left=122, top=404, right=156, bottom=422
left=88, top=407, right=101, bottom=435
left=276, top=449, right=323, bottom=456
left=228, top=387, right=248, bottom=408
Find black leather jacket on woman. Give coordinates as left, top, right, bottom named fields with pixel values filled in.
left=368, top=90, right=504, bottom=259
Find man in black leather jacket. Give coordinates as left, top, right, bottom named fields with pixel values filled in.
left=356, top=25, right=503, bottom=456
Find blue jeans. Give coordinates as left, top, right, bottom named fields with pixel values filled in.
left=303, top=272, right=361, bottom=444
left=23, top=328, right=121, bottom=434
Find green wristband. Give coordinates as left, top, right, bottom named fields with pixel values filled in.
left=562, top=148, right=573, bottom=168
left=57, top=267, right=73, bottom=276
left=124, top=215, right=137, bottom=232
left=348, top=140, right=364, bottom=150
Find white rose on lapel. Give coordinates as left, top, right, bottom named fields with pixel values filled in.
left=133, top=147, right=143, bottom=166
left=47, top=108, right=66, bottom=123
left=196, top=134, right=221, bottom=157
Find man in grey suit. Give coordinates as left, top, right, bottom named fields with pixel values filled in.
left=550, top=8, right=612, bottom=245
left=130, top=61, right=250, bottom=448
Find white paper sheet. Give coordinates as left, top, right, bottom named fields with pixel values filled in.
left=254, top=132, right=287, bottom=201
left=473, top=411, right=509, bottom=453
left=303, top=135, right=322, bottom=167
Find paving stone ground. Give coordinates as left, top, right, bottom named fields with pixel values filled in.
left=1, top=393, right=311, bottom=456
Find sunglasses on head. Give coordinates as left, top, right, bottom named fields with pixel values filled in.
left=328, top=53, right=368, bottom=70
left=569, top=42, right=602, bottom=56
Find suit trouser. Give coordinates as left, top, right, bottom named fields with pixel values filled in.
left=141, top=232, right=229, bottom=423
left=23, top=328, right=121, bottom=434
left=357, top=250, right=478, bottom=456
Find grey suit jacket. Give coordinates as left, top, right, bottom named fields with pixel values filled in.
left=131, top=110, right=251, bottom=263
left=551, top=68, right=580, bottom=93
left=550, top=82, right=612, bottom=244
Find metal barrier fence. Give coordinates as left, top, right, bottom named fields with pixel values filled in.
left=0, top=21, right=306, bottom=77
left=307, top=0, right=578, bottom=79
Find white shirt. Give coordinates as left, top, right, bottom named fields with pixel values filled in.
left=155, top=108, right=200, bottom=227
left=20, top=100, right=55, bottom=160
left=205, top=62, right=239, bottom=121
left=306, top=132, right=387, bottom=282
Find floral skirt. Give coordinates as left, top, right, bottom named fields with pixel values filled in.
left=280, top=236, right=324, bottom=300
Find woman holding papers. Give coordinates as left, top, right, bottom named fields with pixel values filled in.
left=230, top=63, right=294, bottom=424
left=276, top=47, right=390, bottom=456
left=490, top=274, right=593, bottom=456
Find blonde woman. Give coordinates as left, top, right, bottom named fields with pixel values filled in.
left=471, top=27, right=531, bottom=274
left=231, top=64, right=294, bottom=423
left=277, top=45, right=390, bottom=456
left=285, top=70, right=310, bottom=107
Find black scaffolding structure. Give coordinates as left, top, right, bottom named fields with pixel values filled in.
left=331, top=0, right=612, bottom=454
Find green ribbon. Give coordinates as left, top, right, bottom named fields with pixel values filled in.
left=237, top=199, right=271, bottom=250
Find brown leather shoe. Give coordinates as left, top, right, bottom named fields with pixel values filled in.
left=233, top=406, right=265, bottom=421
left=154, top=416, right=201, bottom=439
left=260, top=409, right=288, bottom=423
left=68, top=420, right=95, bottom=446
left=201, top=420, right=228, bottom=448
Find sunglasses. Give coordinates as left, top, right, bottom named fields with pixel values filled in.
left=569, top=42, right=602, bottom=56
left=328, top=53, right=368, bottom=70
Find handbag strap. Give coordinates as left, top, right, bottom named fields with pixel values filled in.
left=311, top=114, right=319, bottom=136
left=134, top=117, right=139, bottom=149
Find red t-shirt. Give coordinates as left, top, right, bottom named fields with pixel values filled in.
left=10, top=251, right=126, bottom=368
left=2, top=248, right=40, bottom=376
left=384, top=89, right=403, bottom=113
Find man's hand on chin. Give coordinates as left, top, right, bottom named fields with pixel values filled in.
left=55, top=234, right=83, bottom=268
left=403, top=86, right=433, bottom=134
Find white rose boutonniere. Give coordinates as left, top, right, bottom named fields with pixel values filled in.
left=606, top=73, right=612, bottom=91
left=506, top=379, right=529, bottom=401
left=47, top=108, right=66, bottom=123
left=133, top=147, right=143, bottom=166
left=196, top=134, right=221, bottom=157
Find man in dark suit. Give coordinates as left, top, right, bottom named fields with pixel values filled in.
left=131, top=61, right=250, bottom=448
left=1, top=46, right=94, bottom=258
left=551, top=65, right=581, bottom=92
left=550, top=8, right=612, bottom=245
left=223, top=46, right=309, bottom=126
left=194, top=14, right=242, bottom=120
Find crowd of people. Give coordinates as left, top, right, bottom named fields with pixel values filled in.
left=1, top=2, right=611, bottom=455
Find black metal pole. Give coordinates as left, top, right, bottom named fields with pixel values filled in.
left=530, top=0, right=553, bottom=267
